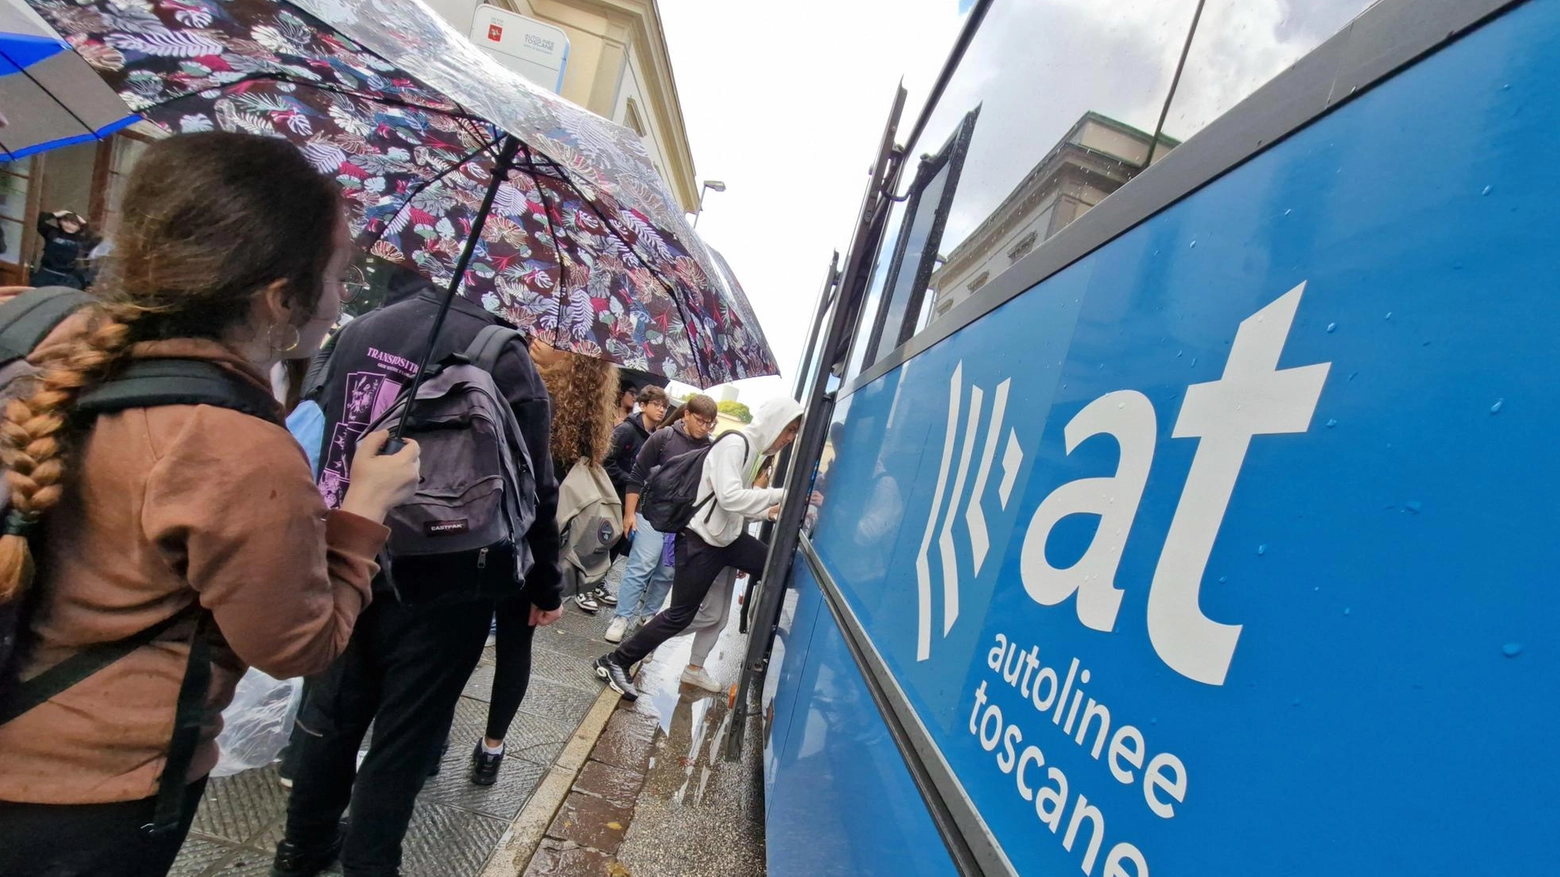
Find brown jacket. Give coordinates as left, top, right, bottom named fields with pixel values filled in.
left=0, top=318, right=387, bottom=804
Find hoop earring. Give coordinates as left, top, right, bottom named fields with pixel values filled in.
left=269, top=323, right=301, bottom=353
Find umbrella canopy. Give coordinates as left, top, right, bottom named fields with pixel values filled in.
left=0, top=0, right=136, bottom=160
left=23, top=0, right=777, bottom=387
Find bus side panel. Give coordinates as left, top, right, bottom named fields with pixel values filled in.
left=762, top=553, right=827, bottom=797
left=806, top=2, right=1560, bottom=874
left=764, top=557, right=958, bottom=877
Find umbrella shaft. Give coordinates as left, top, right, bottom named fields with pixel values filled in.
left=387, top=135, right=522, bottom=449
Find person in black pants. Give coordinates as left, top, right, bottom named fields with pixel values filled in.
left=272, top=267, right=563, bottom=877
left=470, top=342, right=618, bottom=786
left=594, top=397, right=806, bottom=700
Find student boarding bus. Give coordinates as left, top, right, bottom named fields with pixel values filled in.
left=730, top=0, right=1559, bottom=874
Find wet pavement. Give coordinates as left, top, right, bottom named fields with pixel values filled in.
left=169, top=565, right=622, bottom=877
left=521, top=578, right=767, bottom=877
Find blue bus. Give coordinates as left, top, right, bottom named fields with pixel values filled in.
left=732, top=0, right=1560, bottom=873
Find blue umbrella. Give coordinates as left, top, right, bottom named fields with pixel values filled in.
left=0, top=2, right=136, bottom=161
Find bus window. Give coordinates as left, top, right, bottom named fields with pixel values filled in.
left=837, top=1, right=1203, bottom=385
left=840, top=200, right=908, bottom=384
left=1161, top=0, right=1377, bottom=144
left=866, top=110, right=978, bottom=365
left=908, top=0, right=1200, bottom=336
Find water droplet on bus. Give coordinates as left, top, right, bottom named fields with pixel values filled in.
left=1490, top=398, right=1504, bottom=414
left=1343, top=607, right=1352, bottom=616
left=1481, top=185, right=1493, bottom=196
left=1189, top=240, right=1197, bottom=248
left=1502, top=642, right=1523, bottom=657
left=1326, top=322, right=1336, bottom=333
left=1257, top=544, right=1267, bottom=556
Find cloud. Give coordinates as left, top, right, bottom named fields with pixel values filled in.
left=660, top=0, right=963, bottom=399
left=660, top=0, right=1371, bottom=404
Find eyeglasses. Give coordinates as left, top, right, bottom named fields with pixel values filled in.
left=329, top=265, right=367, bottom=303
left=691, top=414, right=717, bottom=427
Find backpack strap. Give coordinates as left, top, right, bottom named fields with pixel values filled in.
left=0, top=602, right=201, bottom=725
left=463, top=324, right=522, bottom=373
left=702, top=433, right=751, bottom=524
left=146, top=609, right=211, bottom=836
left=0, top=287, right=94, bottom=364
left=300, top=330, right=341, bottom=403
left=3, top=358, right=278, bottom=832
left=76, top=359, right=283, bottom=426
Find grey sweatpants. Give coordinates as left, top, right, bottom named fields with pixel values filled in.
left=687, top=568, right=737, bottom=667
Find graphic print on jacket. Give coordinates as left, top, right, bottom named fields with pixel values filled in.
left=319, top=348, right=417, bottom=509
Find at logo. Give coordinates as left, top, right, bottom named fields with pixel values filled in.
left=918, top=283, right=1331, bottom=686
left=915, top=365, right=1026, bottom=663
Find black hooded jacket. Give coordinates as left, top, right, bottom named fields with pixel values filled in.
left=313, top=277, right=562, bottom=609
left=604, top=413, right=653, bottom=498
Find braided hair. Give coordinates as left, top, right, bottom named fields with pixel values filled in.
left=0, top=132, right=342, bottom=599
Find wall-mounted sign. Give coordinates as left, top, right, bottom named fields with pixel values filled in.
left=470, top=6, right=568, bottom=94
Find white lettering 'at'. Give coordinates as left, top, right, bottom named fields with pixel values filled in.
left=1019, top=390, right=1156, bottom=632
left=1147, top=282, right=1330, bottom=685
left=1014, top=282, right=1330, bottom=685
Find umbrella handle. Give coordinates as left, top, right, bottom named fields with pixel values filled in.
left=381, top=436, right=407, bottom=455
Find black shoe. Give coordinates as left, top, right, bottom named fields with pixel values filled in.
left=470, top=743, right=504, bottom=786
left=593, top=586, right=618, bottom=607
left=593, top=654, right=639, bottom=701
left=575, top=592, right=601, bottom=613
left=270, top=836, right=342, bottom=877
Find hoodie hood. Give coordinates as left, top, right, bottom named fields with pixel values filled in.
left=745, top=395, right=805, bottom=456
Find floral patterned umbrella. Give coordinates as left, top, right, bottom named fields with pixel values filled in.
left=24, top=0, right=777, bottom=387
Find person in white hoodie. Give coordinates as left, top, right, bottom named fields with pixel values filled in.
left=593, top=396, right=806, bottom=700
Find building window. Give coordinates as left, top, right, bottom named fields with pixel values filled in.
left=623, top=99, right=647, bottom=137
left=1007, top=230, right=1037, bottom=263
left=966, top=271, right=990, bottom=293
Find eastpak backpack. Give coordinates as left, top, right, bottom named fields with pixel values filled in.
left=360, top=325, right=538, bottom=606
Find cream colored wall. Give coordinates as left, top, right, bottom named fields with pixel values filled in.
left=613, top=49, right=674, bottom=191
left=441, top=0, right=697, bottom=212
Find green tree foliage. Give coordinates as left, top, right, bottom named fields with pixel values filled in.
left=718, top=400, right=753, bottom=423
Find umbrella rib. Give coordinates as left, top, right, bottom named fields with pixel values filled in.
left=522, top=146, right=570, bottom=354
left=129, top=71, right=491, bottom=126
left=517, top=150, right=710, bottom=382
left=0, top=45, right=104, bottom=146
left=562, top=179, right=711, bottom=385
left=359, top=131, right=504, bottom=252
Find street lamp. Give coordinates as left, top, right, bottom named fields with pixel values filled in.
left=693, top=179, right=726, bottom=228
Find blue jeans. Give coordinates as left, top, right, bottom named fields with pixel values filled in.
left=615, top=513, right=673, bottom=619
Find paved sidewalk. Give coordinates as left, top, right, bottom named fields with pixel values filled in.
left=521, top=580, right=767, bottom=877
left=170, top=569, right=621, bottom=877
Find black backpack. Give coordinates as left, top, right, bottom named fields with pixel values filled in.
left=640, top=431, right=749, bottom=533
left=0, top=287, right=281, bottom=836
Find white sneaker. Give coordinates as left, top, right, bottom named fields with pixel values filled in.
left=604, top=616, right=630, bottom=644
left=680, top=667, right=723, bottom=693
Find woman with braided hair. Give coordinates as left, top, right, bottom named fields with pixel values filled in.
left=0, top=132, right=421, bottom=876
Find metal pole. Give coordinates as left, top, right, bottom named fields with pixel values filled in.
left=1146, top=0, right=1206, bottom=168
left=386, top=135, right=521, bottom=449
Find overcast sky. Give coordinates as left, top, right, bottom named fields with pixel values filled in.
left=660, top=0, right=1373, bottom=403
left=659, top=0, right=964, bottom=400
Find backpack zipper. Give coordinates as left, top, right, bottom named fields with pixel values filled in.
left=477, top=547, right=489, bottom=569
